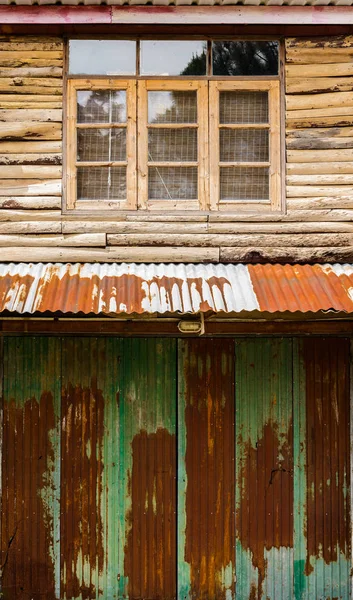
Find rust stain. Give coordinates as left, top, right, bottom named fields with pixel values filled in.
left=124, top=428, right=176, bottom=600
left=238, top=421, right=293, bottom=598
left=60, top=379, right=105, bottom=599
left=184, top=339, right=235, bottom=599
left=0, top=393, right=56, bottom=600
left=304, top=338, right=351, bottom=574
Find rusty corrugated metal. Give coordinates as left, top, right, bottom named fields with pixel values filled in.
left=2, top=262, right=353, bottom=315
left=178, top=339, right=236, bottom=600
left=293, top=338, right=351, bottom=599
left=235, top=338, right=294, bottom=599
left=0, top=337, right=61, bottom=600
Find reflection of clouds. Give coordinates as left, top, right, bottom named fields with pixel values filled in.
left=69, top=40, right=136, bottom=76
left=148, top=92, right=174, bottom=123
left=141, top=41, right=206, bottom=76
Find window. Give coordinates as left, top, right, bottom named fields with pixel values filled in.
left=66, top=40, right=281, bottom=212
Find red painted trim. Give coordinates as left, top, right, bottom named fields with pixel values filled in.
left=0, top=4, right=351, bottom=25
left=0, top=6, right=112, bottom=24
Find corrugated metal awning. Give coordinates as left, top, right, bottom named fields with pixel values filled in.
left=1, top=262, right=353, bottom=315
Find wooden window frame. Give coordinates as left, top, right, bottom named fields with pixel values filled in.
left=66, top=78, right=137, bottom=210
left=137, top=80, right=209, bottom=211
left=209, top=80, right=281, bottom=212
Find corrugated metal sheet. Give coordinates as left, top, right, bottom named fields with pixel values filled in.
left=294, top=338, right=351, bottom=600
left=235, top=338, right=294, bottom=599
left=0, top=337, right=61, bottom=600
left=1, top=336, right=351, bottom=600
left=1, top=262, right=353, bottom=316
left=178, top=339, right=235, bottom=600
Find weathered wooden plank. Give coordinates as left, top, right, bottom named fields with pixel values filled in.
left=0, top=102, right=62, bottom=110
left=0, top=85, right=62, bottom=95
left=0, top=246, right=220, bottom=263
left=287, top=174, right=353, bottom=185
left=288, top=197, right=353, bottom=210
left=286, top=127, right=353, bottom=139
left=0, top=233, right=105, bottom=247
left=286, top=50, right=353, bottom=65
left=107, top=232, right=353, bottom=248
left=286, top=78, right=353, bottom=94
left=0, top=141, right=61, bottom=154
left=287, top=106, right=353, bottom=120
left=0, top=109, right=62, bottom=122
left=0, top=67, right=62, bottom=78
left=286, top=63, right=353, bottom=78
left=0, top=221, right=61, bottom=234
left=0, top=94, right=62, bottom=103
left=0, top=77, right=62, bottom=88
left=208, top=221, right=353, bottom=233
left=220, top=246, right=353, bottom=263
left=286, top=136, right=353, bottom=150
left=287, top=186, right=353, bottom=198
left=0, top=179, right=61, bottom=196
left=287, top=116, right=353, bottom=129
left=0, top=39, right=63, bottom=50
left=62, top=221, right=209, bottom=234
left=0, top=122, right=62, bottom=141
left=0, top=210, right=60, bottom=221
left=0, top=196, right=61, bottom=209
left=0, top=51, right=63, bottom=60
left=286, top=36, right=353, bottom=50
left=0, top=165, right=61, bottom=179
left=287, top=148, right=353, bottom=163
left=286, top=92, right=353, bottom=111
left=0, top=59, right=63, bottom=68
left=0, top=153, right=61, bottom=165
left=287, top=162, right=353, bottom=175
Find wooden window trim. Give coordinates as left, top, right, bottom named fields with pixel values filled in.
left=209, top=79, right=281, bottom=212
left=138, top=79, right=209, bottom=211
left=66, top=78, right=137, bottom=210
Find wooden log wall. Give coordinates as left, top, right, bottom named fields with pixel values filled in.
left=0, top=34, right=353, bottom=263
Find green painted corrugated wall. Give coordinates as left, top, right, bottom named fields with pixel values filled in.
left=0, top=336, right=351, bottom=600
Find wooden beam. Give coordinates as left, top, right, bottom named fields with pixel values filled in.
left=0, top=6, right=351, bottom=26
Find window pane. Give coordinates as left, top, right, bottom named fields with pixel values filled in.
left=212, top=41, right=279, bottom=76
left=220, top=167, right=269, bottom=201
left=148, top=91, right=197, bottom=124
left=77, top=91, right=126, bottom=124
left=69, top=40, right=136, bottom=75
left=77, top=166, right=126, bottom=200
left=141, top=41, right=207, bottom=76
left=148, top=129, right=197, bottom=162
left=77, top=128, right=126, bottom=162
left=220, top=91, right=268, bottom=124
left=220, top=129, right=269, bottom=163
left=148, top=167, right=197, bottom=200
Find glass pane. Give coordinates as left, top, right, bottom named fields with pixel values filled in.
left=69, top=40, right=136, bottom=75
left=148, top=129, right=197, bottom=162
left=212, top=41, right=279, bottom=76
left=148, top=167, right=197, bottom=200
left=148, top=91, right=197, bottom=124
left=77, top=128, right=126, bottom=162
left=220, top=167, right=269, bottom=201
left=77, top=91, right=126, bottom=124
left=77, top=166, right=126, bottom=200
left=220, top=91, right=268, bottom=124
left=141, top=41, right=207, bottom=76
left=220, top=129, right=269, bottom=162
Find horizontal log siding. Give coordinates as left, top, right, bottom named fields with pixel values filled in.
left=285, top=35, right=353, bottom=245
left=0, top=35, right=352, bottom=263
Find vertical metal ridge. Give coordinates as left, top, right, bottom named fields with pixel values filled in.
left=235, top=338, right=293, bottom=599
left=303, top=338, right=351, bottom=599
left=0, top=337, right=61, bottom=599
left=178, top=338, right=235, bottom=600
